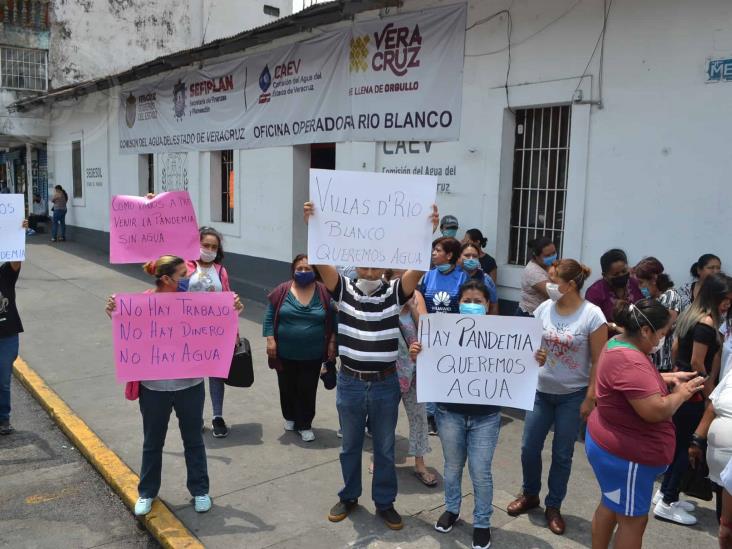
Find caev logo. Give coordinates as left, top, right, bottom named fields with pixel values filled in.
left=433, top=291, right=451, bottom=307
left=124, top=93, right=136, bottom=128
left=173, top=79, right=186, bottom=121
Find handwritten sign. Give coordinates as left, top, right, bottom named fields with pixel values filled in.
left=416, top=314, right=543, bottom=411
left=0, top=194, right=26, bottom=262
left=112, top=292, right=238, bottom=382
left=109, top=191, right=200, bottom=264
left=308, top=169, right=437, bottom=270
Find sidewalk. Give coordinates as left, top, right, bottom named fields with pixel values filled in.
left=13, top=238, right=719, bottom=548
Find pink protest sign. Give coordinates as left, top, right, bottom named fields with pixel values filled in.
left=112, top=292, right=238, bottom=382
left=109, top=191, right=200, bottom=264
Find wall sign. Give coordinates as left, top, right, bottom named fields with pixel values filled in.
left=707, top=57, right=732, bottom=82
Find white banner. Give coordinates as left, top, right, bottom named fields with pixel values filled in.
left=307, top=169, right=436, bottom=270
left=0, top=194, right=26, bottom=262
left=416, top=314, right=543, bottom=411
left=119, top=4, right=466, bottom=153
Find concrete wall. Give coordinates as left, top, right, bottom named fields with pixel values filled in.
left=44, top=0, right=732, bottom=302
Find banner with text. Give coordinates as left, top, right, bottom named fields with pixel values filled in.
left=416, top=314, right=543, bottom=411
left=0, top=194, right=26, bottom=262
left=308, top=169, right=436, bottom=270
left=118, top=4, right=466, bottom=153
left=112, top=292, right=238, bottom=382
left=109, top=191, right=200, bottom=264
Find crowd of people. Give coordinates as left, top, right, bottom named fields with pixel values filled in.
left=1, top=201, right=731, bottom=549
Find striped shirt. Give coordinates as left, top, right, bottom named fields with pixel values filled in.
left=331, top=275, right=410, bottom=372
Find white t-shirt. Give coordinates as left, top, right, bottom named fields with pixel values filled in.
left=708, top=370, right=732, bottom=485
left=720, top=322, right=732, bottom=381
left=519, top=261, right=551, bottom=314
left=534, top=299, right=606, bottom=394
left=188, top=264, right=222, bottom=293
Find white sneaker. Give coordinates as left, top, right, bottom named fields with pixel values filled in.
left=284, top=420, right=295, bottom=431
left=652, top=490, right=695, bottom=512
left=299, top=429, right=315, bottom=442
left=653, top=500, right=697, bottom=525
left=134, top=497, right=153, bottom=516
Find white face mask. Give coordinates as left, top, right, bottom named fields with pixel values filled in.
left=199, top=248, right=217, bottom=263
left=650, top=335, right=665, bottom=354
left=546, top=282, right=564, bottom=302
left=356, top=278, right=383, bottom=295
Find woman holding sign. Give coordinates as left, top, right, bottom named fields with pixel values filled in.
left=507, top=259, right=607, bottom=536
left=105, top=255, right=244, bottom=517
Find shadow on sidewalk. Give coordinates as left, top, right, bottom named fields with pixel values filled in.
left=205, top=423, right=264, bottom=449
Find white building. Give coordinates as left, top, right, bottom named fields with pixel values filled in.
left=11, top=0, right=732, bottom=305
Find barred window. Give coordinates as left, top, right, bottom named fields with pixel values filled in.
left=220, top=150, right=234, bottom=223
left=508, top=106, right=571, bottom=265
left=0, top=46, right=47, bottom=91
left=72, top=140, right=82, bottom=199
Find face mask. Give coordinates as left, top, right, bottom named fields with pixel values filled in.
left=355, top=278, right=382, bottom=295
left=651, top=335, right=665, bottom=355
left=610, top=273, right=630, bottom=289
left=199, top=248, right=217, bottom=263
left=442, top=229, right=457, bottom=238
left=436, top=263, right=452, bottom=273
left=546, top=282, right=564, bottom=302
left=294, top=271, right=316, bottom=287
left=177, top=278, right=190, bottom=292
left=462, top=258, right=480, bottom=271
left=459, top=302, right=486, bottom=315
left=640, top=286, right=651, bottom=299
left=543, top=254, right=558, bottom=267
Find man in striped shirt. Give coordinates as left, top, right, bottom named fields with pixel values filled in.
left=304, top=201, right=438, bottom=531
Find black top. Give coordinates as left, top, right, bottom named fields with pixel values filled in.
left=675, top=322, right=720, bottom=375
left=0, top=262, right=23, bottom=337
left=480, top=253, right=497, bottom=275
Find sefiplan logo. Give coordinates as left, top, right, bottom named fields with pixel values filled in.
left=433, top=291, right=451, bottom=307
left=173, top=79, right=186, bottom=121
left=125, top=93, right=136, bottom=128
left=350, top=23, right=422, bottom=77
left=258, top=65, right=272, bottom=104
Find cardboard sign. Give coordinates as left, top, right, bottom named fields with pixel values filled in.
left=416, top=314, right=543, bottom=411
left=109, top=191, right=200, bottom=263
left=307, top=169, right=437, bottom=270
left=112, top=292, right=238, bottom=382
left=0, top=194, right=26, bottom=262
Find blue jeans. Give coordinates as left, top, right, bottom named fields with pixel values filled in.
left=336, top=370, right=400, bottom=510
left=426, top=402, right=437, bottom=417
left=51, top=209, right=66, bottom=239
left=138, top=382, right=209, bottom=498
left=209, top=377, right=225, bottom=418
left=437, top=406, right=501, bottom=528
left=521, top=388, right=585, bottom=508
left=0, top=334, right=19, bottom=422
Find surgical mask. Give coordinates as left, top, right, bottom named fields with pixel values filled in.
left=610, top=273, right=630, bottom=289
left=436, top=263, right=452, bottom=273
left=199, top=248, right=217, bottom=263
left=640, top=286, right=651, bottom=299
left=177, top=278, right=190, bottom=292
left=462, top=258, right=480, bottom=271
left=294, top=271, right=316, bottom=287
left=543, top=254, right=558, bottom=267
left=355, top=278, right=382, bottom=295
left=459, top=302, right=486, bottom=315
left=442, top=229, right=457, bottom=238
left=546, top=282, right=564, bottom=302
left=651, top=336, right=665, bottom=355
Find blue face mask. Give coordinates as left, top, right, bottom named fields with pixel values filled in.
left=543, top=254, right=558, bottom=267
left=294, top=270, right=316, bottom=287
left=462, top=258, right=480, bottom=271
left=459, top=302, right=486, bottom=315
left=640, top=286, right=651, bottom=298
left=177, top=278, right=190, bottom=292
left=436, top=263, right=452, bottom=273
left=442, top=229, right=457, bottom=238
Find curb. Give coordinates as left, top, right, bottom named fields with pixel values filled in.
left=12, top=357, right=205, bottom=549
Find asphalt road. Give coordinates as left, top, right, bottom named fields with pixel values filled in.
left=0, top=379, right=159, bottom=549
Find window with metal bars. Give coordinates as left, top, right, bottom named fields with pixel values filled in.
left=220, top=150, right=234, bottom=223
left=72, top=140, right=82, bottom=199
left=508, top=106, right=571, bottom=266
left=0, top=46, right=47, bottom=91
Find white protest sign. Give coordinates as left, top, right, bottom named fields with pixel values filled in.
left=416, top=314, right=543, bottom=411
left=308, top=169, right=436, bottom=270
left=0, top=194, right=26, bottom=262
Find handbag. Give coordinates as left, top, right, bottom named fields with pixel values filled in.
left=224, top=337, right=254, bottom=387
left=680, top=461, right=714, bottom=501
left=320, top=360, right=337, bottom=390
left=124, top=381, right=140, bottom=400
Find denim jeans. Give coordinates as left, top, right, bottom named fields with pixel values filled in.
left=336, top=370, right=400, bottom=510
left=436, top=406, right=501, bottom=528
left=51, top=209, right=66, bottom=239
left=521, top=388, right=585, bottom=508
left=0, top=334, right=19, bottom=423
left=208, top=377, right=225, bottom=418
left=138, top=382, right=209, bottom=498
left=426, top=401, right=437, bottom=418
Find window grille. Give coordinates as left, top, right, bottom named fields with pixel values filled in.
left=0, top=46, right=47, bottom=91
left=220, top=150, right=234, bottom=223
left=72, top=140, right=82, bottom=199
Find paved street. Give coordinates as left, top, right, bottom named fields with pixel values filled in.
left=5, top=238, right=721, bottom=548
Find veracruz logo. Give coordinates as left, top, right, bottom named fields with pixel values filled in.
left=372, top=22, right=422, bottom=77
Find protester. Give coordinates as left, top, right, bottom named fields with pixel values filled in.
left=105, top=255, right=244, bottom=516
left=585, top=249, right=643, bottom=332
left=439, top=215, right=459, bottom=238
left=516, top=237, right=556, bottom=317
left=634, top=257, right=682, bottom=372
left=586, top=299, right=705, bottom=549
left=655, top=272, right=732, bottom=524
left=508, top=259, right=607, bottom=535
left=410, top=279, right=507, bottom=549
left=679, top=254, right=722, bottom=311
left=0, top=219, right=28, bottom=435
left=186, top=227, right=239, bottom=438
left=264, top=254, right=336, bottom=442
left=27, top=194, right=48, bottom=234
left=419, top=236, right=469, bottom=435
left=304, top=200, right=439, bottom=531
left=462, top=229, right=497, bottom=284
left=459, top=242, right=498, bottom=314
left=50, top=185, right=68, bottom=242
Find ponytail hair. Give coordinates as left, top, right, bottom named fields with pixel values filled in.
left=465, top=228, right=488, bottom=249
left=554, top=258, right=591, bottom=291
left=143, top=255, right=184, bottom=286
left=614, top=298, right=670, bottom=336
left=690, top=253, right=721, bottom=279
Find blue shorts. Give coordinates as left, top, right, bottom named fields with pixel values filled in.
left=585, top=430, right=667, bottom=517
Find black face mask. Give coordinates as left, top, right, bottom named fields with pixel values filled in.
left=609, top=273, right=630, bottom=289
